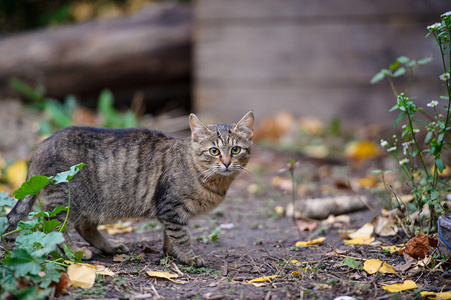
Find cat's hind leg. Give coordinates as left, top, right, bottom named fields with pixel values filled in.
left=75, top=221, right=129, bottom=256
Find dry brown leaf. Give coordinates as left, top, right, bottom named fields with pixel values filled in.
left=296, top=220, right=317, bottom=232
left=372, top=214, right=398, bottom=236
left=52, top=272, right=70, bottom=291
left=253, top=111, right=295, bottom=141
left=405, top=232, right=429, bottom=259
left=113, top=254, right=127, bottom=262
left=271, top=176, right=293, bottom=191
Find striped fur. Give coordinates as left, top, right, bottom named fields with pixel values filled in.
left=5, top=112, right=254, bottom=266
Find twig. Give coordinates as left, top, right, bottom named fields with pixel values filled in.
left=348, top=176, right=378, bottom=216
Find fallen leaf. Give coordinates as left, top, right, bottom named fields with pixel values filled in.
left=245, top=275, right=278, bottom=287
left=254, top=111, right=295, bottom=141
left=345, top=140, right=379, bottom=161
left=405, top=232, right=429, bottom=259
left=296, top=220, right=317, bottom=231
left=67, top=263, right=97, bottom=289
left=295, top=237, right=326, bottom=247
left=380, top=244, right=403, bottom=254
left=5, top=160, right=27, bottom=190
left=357, top=176, right=379, bottom=189
left=348, top=223, right=374, bottom=239
left=274, top=205, right=285, bottom=216
left=420, top=291, right=451, bottom=299
left=271, top=176, right=293, bottom=191
left=363, top=259, right=398, bottom=275
left=382, top=280, right=417, bottom=292
left=98, top=221, right=134, bottom=235
left=298, top=117, right=324, bottom=136
left=344, top=236, right=375, bottom=245
left=52, top=272, right=70, bottom=291
left=113, top=254, right=127, bottom=262
left=146, top=270, right=185, bottom=284
left=65, top=261, right=116, bottom=277
left=372, top=214, right=398, bottom=236
left=322, top=214, right=351, bottom=225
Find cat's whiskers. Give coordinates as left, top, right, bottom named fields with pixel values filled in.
left=236, top=166, right=254, bottom=181
left=200, top=168, right=217, bottom=183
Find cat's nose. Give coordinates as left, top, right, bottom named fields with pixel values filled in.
left=223, top=161, right=231, bottom=168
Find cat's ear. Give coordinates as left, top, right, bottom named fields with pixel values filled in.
left=234, top=111, right=254, bottom=140
left=189, top=113, right=212, bottom=142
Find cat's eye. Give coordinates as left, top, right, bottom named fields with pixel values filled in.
left=209, top=147, right=220, bottom=156
left=231, top=146, right=241, bottom=155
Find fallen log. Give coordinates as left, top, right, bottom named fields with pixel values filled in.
left=0, top=3, right=192, bottom=110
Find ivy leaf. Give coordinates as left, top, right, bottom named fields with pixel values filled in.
left=52, top=163, right=86, bottom=184
left=13, top=176, right=50, bottom=200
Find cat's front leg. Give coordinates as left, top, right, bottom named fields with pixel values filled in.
left=160, top=220, right=204, bottom=267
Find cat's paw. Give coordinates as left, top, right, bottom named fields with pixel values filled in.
left=111, top=243, right=129, bottom=254
left=79, top=247, right=93, bottom=260
left=181, top=255, right=205, bottom=267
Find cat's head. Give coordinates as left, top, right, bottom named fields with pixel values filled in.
left=189, top=112, right=254, bottom=179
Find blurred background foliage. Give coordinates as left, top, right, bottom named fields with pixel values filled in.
left=0, top=0, right=189, bottom=34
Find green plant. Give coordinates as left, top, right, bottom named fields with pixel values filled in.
left=0, top=163, right=85, bottom=299
left=372, top=11, right=451, bottom=235
left=10, top=79, right=139, bottom=134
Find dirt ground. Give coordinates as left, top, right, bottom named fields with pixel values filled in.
left=50, top=147, right=447, bottom=300
left=1, top=99, right=450, bottom=300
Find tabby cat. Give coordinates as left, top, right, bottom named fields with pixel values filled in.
left=6, top=112, right=254, bottom=267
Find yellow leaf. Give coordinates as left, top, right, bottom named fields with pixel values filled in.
left=348, top=223, right=374, bottom=239
left=6, top=160, right=27, bottom=190
left=420, top=291, right=451, bottom=299
left=382, top=280, right=417, bottom=292
left=67, top=263, right=97, bottom=289
left=95, top=266, right=116, bottom=277
left=363, top=259, right=398, bottom=275
left=246, top=275, right=278, bottom=286
left=344, top=236, right=375, bottom=245
left=98, top=221, right=134, bottom=235
left=295, top=237, right=326, bottom=247
left=380, top=245, right=404, bottom=254
left=65, top=261, right=116, bottom=277
left=146, top=270, right=185, bottom=284
left=246, top=275, right=278, bottom=283
left=345, top=140, right=379, bottom=160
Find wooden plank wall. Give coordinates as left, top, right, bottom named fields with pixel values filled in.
left=194, top=0, right=450, bottom=126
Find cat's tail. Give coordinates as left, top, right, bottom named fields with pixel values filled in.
left=4, top=194, right=36, bottom=234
